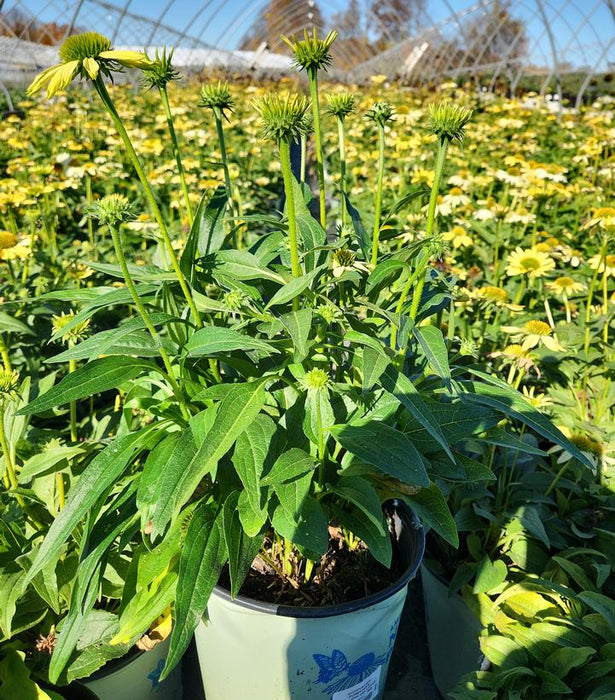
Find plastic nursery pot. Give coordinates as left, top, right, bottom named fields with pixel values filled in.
left=80, top=634, right=182, bottom=700
left=194, top=500, right=424, bottom=700
left=421, top=565, right=483, bottom=697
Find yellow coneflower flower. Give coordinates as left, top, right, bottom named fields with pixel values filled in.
left=442, top=224, right=473, bottom=249
left=505, top=246, right=555, bottom=278
left=588, top=253, right=615, bottom=277
left=547, top=276, right=585, bottom=296
left=521, top=386, right=553, bottom=409
left=0, top=230, right=17, bottom=250
left=27, top=32, right=152, bottom=99
left=474, top=286, right=509, bottom=305
left=331, top=249, right=370, bottom=278
left=502, top=319, right=565, bottom=352
left=581, top=206, right=615, bottom=231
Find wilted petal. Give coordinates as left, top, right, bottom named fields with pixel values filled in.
left=45, top=60, right=79, bottom=98
left=99, top=50, right=152, bottom=68
left=83, top=57, right=100, bottom=80
left=27, top=64, right=60, bottom=96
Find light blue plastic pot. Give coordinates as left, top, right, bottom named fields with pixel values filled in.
left=194, top=501, right=424, bottom=700
left=80, top=635, right=182, bottom=700
left=421, top=565, right=483, bottom=697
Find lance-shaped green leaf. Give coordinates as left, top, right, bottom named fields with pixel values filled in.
left=186, top=326, right=279, bottom=358
left=330, top=476, right=386, bottom=534
left=405, top=482, right=458, bottom=548
left=331, top=421, right=429, bottom=487
left=232, top=414, right=276, bottom=509
left=362, top=346, right=389, bottom=392
left=331, top=503, right=392, bottom=568
left=161, top=502, right=227, bottom=681
left=380, top=365, right=454, bottom=462
left=261, top=448, right=317, bottom=485
left=207, top=249, right=285, bottom=283
left=0, top=311, right=34, bottom=336
left=148, top=382, right=266, bottom=538
left=463, top=368, right=593, bottom=468
left=181, top=186, right=227, bottom=285
left=344, top=194, right=370, bottom=260
left=24, top=427, right=157, bottom=587
left=413, top=326, right=451, bottom=384
left=265, top=266, right=323, bottom=308
left=271, top=496, right=329, bottom=558
left=17, top=357, right=156, bottom=415
left=279, top=309, right=312, bottom=362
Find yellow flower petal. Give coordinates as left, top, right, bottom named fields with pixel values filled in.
left=99, top=50, right=152, bottom=68
left=45, top=60, right=79, bottom=98
left=83, top=56, right=100, bottom=80
left=27, top=64, right=60, bottom=96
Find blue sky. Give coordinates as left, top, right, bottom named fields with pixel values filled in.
left=8, top=0, right=615, bottom=70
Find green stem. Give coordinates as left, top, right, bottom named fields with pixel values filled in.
left=0, top=404, right=24, bottom=508
left=86, top=176, right=95, bottom=253
left=69, top=358, right=77, bottom=443
left=279, top=140, right=301, bottom=290
left=300, top=132, right=307, bottom=184
left=0, top=336, right=11, bottom=372
left=108, top=223, right=190, bottom=420
left=337, top=117, right=347, bottom=227
left=603, top=269, right=609, bottom=344
left=371, top=124, right=385, bottom=266
left=584, top=236, right=608, bottom=353
left=308, top=68, right=326, bottom=229
left=159, top=86, right=193, bottom=224
left=94, top=77, right=202, bottom=329
left=214, top=110, right=235, bottom=218
left=315, top=391, right=326, bottom=485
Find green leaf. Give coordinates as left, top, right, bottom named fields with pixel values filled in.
left=544, top=646, right=595, bottom=678
left=344, top=194, right=370, bottom=260
left=136, top=431, right=181, bottom=517
left=366, top=260, right=408, bottom=296
left=481, top=636, right=528, bottom=670
left=24, top=428, right=156, bottom=587
left=181, top=186, right=227, bottom=285
left=261, top=448, right=317, bottom=485
left=464, top=369, right=594, bottom=468
left=232, top=414, right=276, bottom=509
left=413, top=325, right=451, bottom=383
left=186, top=326, right=279, bottom=357
left=406, top=482, right=458, bottom=548
left=0, top=311, right=34, bottom=336
left=209, top=249, right=285, bottom=283
left=380, top=187, right=431, bottom=227
left=0, top=569, right=25, bottom=638
left=220, top=492, right=262, bottom=598
left=237, top=489, right=269, bottom=537
left=265, top=267, right=323, bottom=308
left=162, top=503, right=227, bottom=681
left=296, top=214, right=327, bottom=272
left=271, top=497, right=329, bottom=558
left=515, top=506, right=550, bottom=548
left=481, top=428, right=547, bottom=456
left=332, top=504, right=392, bottom=568
left=18, top=444, right=85, bottom=483
left=579, top=592, right=615, bottom=635
left=0, top=647, right=61, bottom=700
left=330, top=421, right=429, bottom=487
left=473, top=556, right=508, bottom=594
left=17, top=357, right=155, bottom=415
left=331, top=476, right=386, bottom=534
left=148, top=382, right=266, bottom=538
left=274, top=470, right=312, bottom=521
left=362, top=346, right=389, bottom=392
left=455, top=454, right=496, bottom=482
left=279, top=309, right=312, bottom=362
left=380, top=365, right=454, bottom=461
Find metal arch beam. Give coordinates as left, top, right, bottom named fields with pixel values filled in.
left=7, top=0, right=61, bottom=44
left=145, top=0, right=178, bottom=46
left=171, top=0, right=219, bottom=49
left=575, top=35, right=615, bottom=107
left=111, top=0, right=135, bottom=43
left=537, top=0, right=602, bottom=95
left=66, top=0, right=88, bottom=38
left=535, top=0, right=562, bottom=104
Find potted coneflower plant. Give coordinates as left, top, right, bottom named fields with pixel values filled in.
left=20, top=29, right=590, bottom=700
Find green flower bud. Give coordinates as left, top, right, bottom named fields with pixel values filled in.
left=88, top=194, right=135, bottom=226
left=427, top=103, right=473, bottom=144
left=366, top=102, right=395, bottom=128
left=281, top=29, right=337, bottom=74
left=255, top=93, right=311, bottom=144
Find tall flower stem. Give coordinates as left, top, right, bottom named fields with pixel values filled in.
left=159, top=86, right=192, bottom=224
left=0, top=403, right=24, bottom=508
left=85, top=176, right=95, bottom=252
left=108, top=222, right=190, bottom=420
left=69, top=358, right=78, bottom=444
left=0, top=336, right=11, bottom=372
left=279, top=140, right=301, bottom=285
left=584, top=236, right=608, bottom=353
left=336, top=117, right=348, bottom=227
left=371, top=124, right=386, bottom=266
left=602, top=269, right=609, bottom=343
left=390, top=137, right=449, bottom=352
left=300, top=132, right=307, bottom=184
left=94, top=77, right=202, bottom=329
left=308, top=68, right=326, bottom=229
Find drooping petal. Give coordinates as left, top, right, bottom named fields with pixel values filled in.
left=99, top=50, right=152, bottom=69
left=45, top=60, right=79, bottom=98
left=83, top=56, right=100, bottom=80
left=27, top=64, right=61, bottom=96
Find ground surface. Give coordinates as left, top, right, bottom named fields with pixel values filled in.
left=181, top=573, right=442, bottom=699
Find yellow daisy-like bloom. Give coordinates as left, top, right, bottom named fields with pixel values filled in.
left=502, top=319, right=565, bottom=352
left=0, top=230, right=17, bottom=250
left=521, top=386, right=553, bottom=409
left=588, top=253, right=615, bottom=277
left=442, top=225, right=473, bottom=249
left=581, top=206, right=615, bottom=231
left=547, top=276, right=585, bottom=296
left=27, top=32, right=152, bottom=99
left=505, top=246, right=555, bottom=278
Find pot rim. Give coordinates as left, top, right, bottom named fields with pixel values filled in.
left=211, top=499, right=425, bottom=619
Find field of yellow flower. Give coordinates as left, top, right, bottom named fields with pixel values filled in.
left=1, top=77, right=613, bottom=463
